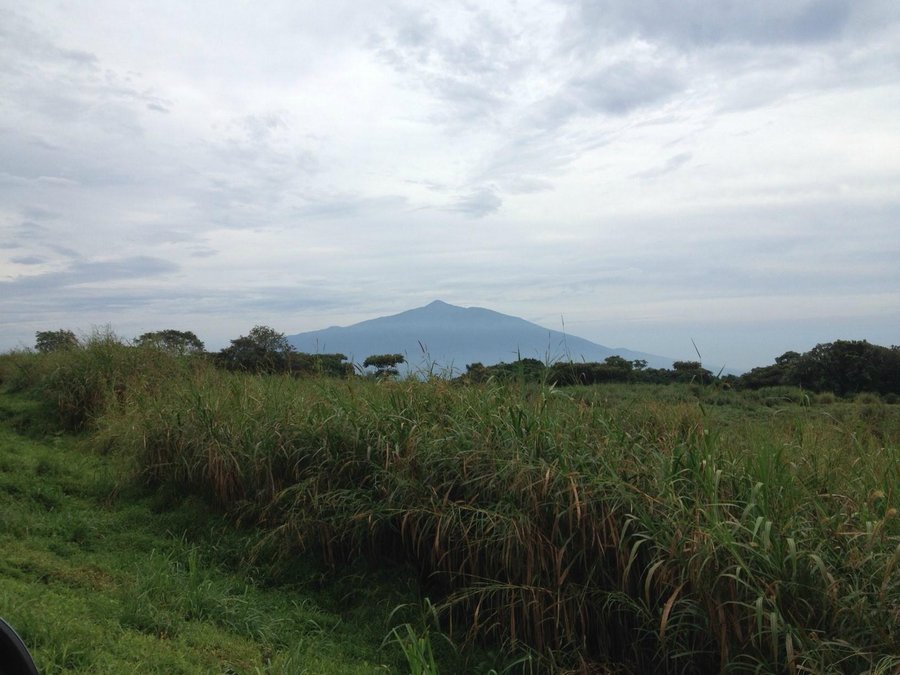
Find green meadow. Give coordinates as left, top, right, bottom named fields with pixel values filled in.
left=0, top=337, right=897, bottom=673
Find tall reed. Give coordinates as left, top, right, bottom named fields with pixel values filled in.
left=10, top=347, right=898, bottom=672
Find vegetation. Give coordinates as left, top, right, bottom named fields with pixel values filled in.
left=463, top=341, right=900, bottom=398
left=34, top=329, right=79, bottom=353
left=1, top=334, right=897, bottom=673
left=364, top=353, right=407, bottom=378
left=134, top=329, right=205, bottom=355
left=464, top=356, right=713, bottom=387
left=739, top=340, right=900, bottom=395
left=215, top=325, right=298, bottom=373
left=0, top=364, right=494, bottom=673
left=214, top=325, right=352, bottom=378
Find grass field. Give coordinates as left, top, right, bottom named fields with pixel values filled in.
left=0, top=393, right=499, bottom=674
left=0, top=341, right=898, bottom=673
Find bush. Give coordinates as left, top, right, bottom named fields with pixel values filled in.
left=26, top=329, right=188, bottom=431
left=815, top=392, right=836, bottom=405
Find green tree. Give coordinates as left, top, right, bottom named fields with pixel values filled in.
left=795, top=340, right=888, bottom=395
left=291, top=353, right=353, bottom=378
left=737, top=342, right=900, bottom=395
left=35, top=329, right=78, bottom=353
left=672, top=360, right=712, bottom=384
left=363, top=353, right=405, bottom=378
left=550, top=356, right=634, bottom=386
left=216, top=325, right=295, bottom=373
left=135, top=329, right=205, bottom=355
left=465, top=362, right=488, bottom=383
left=246, top=325, right=293, bottom=354
left=775, top=351, right=802, bottom=367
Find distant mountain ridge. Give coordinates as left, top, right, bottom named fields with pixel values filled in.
left=286, top=300, right=674, bottom=375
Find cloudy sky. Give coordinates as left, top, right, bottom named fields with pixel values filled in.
left=1, top=0, right=899, bottom=370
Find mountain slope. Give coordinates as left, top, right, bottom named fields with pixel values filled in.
left=286, top=300, right=673, bottom=375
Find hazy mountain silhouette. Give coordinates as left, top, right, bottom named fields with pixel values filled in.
left=286, top=300, right=674, bottom=375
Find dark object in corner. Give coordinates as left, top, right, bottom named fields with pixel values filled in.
left=0, top=617, right=38, bottom=675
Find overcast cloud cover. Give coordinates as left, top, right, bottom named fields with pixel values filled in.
left=1, top=0, right=899, bottom=370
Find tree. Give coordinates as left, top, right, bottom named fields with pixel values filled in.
left=35, top=330, right=78, bottom=353
left=737, top=341, right=900, bottom=395
left=795, top=340, right=885, bottom=395
left=363, top=353, right=405, bottom=378
left=135, top=329, right=205, bottom=356
left=245, top=325, right=293, bottom=354
left=216, top=325, right=295, bottom=373
left=464, top=362, right=489, bottom=383
left=775, top=351, right=802, bottom=367
left=672, top=360, right=712, bottom=383
left=738, top=351, right=802, bottom=389
left=291, top=353, right=353, bottom=378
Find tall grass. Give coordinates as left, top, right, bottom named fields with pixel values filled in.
left=4, top=343, right=898, bottom=672
left=0, top=329, right=190, bottom=431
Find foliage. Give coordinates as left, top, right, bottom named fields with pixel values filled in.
left=551, top=356, right=638, bottom=385
left=290, top=352, right=354, bottom=378
left=91, top=365, right=898, bottom=672
left=740, top=340, right=900, bottom=395
left=34, top=329, right=78, bottom=353
left=670, top=359, right=713, bottom=383
left=464, top=357, right=547, bottom=383
left=0, top=391, right=492, bottom=674
left=6, top=345, right=900, bottom=672
left=215, top=326, right=350, bottom=377
left=384, top=601, right=446, bottom=675
left=134, top=329, right=205, bottom=355
left=363, top=353, right=406, bottom=378
left=27, top=328, right=183, bottom=431
left=463, top=356, right=713, bottom=387
left=215, top=325, right=295, bottom=373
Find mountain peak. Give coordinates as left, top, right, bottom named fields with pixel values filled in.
left=286, top=301, right=675, bottom=374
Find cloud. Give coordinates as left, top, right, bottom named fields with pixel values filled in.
left=371, top=3, right=524, bottom=122
left=565, top=0, right=854, bottom=49
left=0, top=256, right=179, bottom=294
left=10, top=255, right=46, bottom=265
left=502, top=176, right=555, bottom=194
left=546, top=61, right=684, bottom=120
left=294, top=193, right=409, bottom=220
left=632, top=152, right=692, bottom=179
left=446, top=187, right=502, bottom=218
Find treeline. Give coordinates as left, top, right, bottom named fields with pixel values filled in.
left=737, top=340, right=900, bottom=395
left=34, top=326, right=371, bottom=379
left=462, top=356, right=715, bottom=386
left=462, top=340, right=900, bottom=397
left=32, top=329, right=900, bottom=395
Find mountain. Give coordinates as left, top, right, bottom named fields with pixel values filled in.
left=286, top=300, right=674, bottom=375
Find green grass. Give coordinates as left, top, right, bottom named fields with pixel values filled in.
left=0, top=393, right=498, bottom=674
left=1, top=345, right=898, bottom=672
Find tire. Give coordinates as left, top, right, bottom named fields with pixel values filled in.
left=0, top=617, right=39, bottom=675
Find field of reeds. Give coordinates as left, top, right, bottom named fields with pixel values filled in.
left=1, top=335, right=898, bottom=673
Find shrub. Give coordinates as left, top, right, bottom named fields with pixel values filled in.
left=815, top=392, right=836, bottom=405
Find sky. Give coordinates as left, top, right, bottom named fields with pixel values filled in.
left=1, top=0, right=899, bottom=371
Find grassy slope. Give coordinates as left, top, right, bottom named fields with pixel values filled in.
left=0, top=393, right=472, bottom=674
